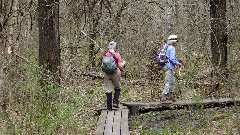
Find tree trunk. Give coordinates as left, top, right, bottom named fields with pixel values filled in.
left=89, top=32, right=96, bottom=68
left=166, top=0, right=174, bottom=34
left=38, top=0, right=61, bottom=85
left=88, top=0, right=102, bottom=68
left=210, top=0, right=228, bottom=71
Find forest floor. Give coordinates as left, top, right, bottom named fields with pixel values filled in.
left=90, top=75, right=240, bottom=134
left=128, top=105, right=240, bottom=135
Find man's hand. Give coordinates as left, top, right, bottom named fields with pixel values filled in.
left=178, top=60, right=184, bottom=67
left=179, top=63, right=182, bottom=67
left=118, top=60, right=126, bottom=70
left=122, top=60, right=126, bottom=67
left=176, top=60, right=184, bottom=76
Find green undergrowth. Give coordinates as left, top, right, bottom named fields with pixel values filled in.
left=129, top=106, right=240, bottom=135
left=1, top=61, right=100, bottom=134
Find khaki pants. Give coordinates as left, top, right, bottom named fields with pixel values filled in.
left=162, top=67, right=175, bottom=95
left=104, top=69, right=121, bottom=93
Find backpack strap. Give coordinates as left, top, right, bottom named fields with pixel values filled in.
left=108, top=51, right=118, bottom=65
left=164, top=44, right=169, bottom=50
left=108, top=51, right=115, bottom=56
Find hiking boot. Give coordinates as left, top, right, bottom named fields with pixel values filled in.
left=113, top=89, right=121, bottom=108
left=106, top=92, right=112, bottom=110
left=169, top=92, right=176, bottom=102
left=161, top=94, right=167, bottom=102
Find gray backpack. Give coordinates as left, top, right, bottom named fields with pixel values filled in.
left=155, top=45, right=169, bottom=66
left=101, top=52, right=117, bottom=74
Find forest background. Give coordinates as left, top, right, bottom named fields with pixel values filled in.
left=0, top=0, right=240, bottom=134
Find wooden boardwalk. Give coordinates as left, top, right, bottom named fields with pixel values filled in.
left=95, top=97, right=240, bottom=134
left=95, top=106, right=130, bottom=135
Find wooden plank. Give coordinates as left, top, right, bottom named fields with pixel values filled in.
left=112, top=110, right=121, bottom=135
left=96, top=106, right=130, bottom=135
left=121, top=108, right=129, bottom=121
left=122, top=101, right=174, bottom=106
left=121, top=109, right=130, bottom=135
left=172, top=98, right=240, bottom=107
left=104, top=111, right=114, bottom=135
left=96, top=110, right=107, bottom=135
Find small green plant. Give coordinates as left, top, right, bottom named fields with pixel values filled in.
left=129, top=106, right=240, bottom=134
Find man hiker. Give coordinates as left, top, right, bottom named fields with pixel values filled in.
left=160, top=35, right=182, bottom=102
left=102, top=41, right=126, bottom=110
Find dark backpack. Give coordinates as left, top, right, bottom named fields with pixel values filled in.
left=155, top=45, right=169, bottom=66
left=101, top=52, right=118, bottom=74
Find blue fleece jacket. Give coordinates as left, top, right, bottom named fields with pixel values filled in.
left=164, top=45, right=181, bottom=71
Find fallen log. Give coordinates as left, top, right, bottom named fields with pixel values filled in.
left=122, top=97, right=240, bottom=114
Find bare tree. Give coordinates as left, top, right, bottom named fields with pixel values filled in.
left=210, top=0, right=228, bottom=73
left=87, top=0, right=102, bottom=68
left=38, top=0, right=60, bottom=85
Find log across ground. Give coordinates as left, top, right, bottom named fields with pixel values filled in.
left=122, top=97, right=240, bottom=114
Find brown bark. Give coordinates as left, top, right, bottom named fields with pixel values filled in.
left=210, top=0, right=228, bottom=71
left=38, top=0, right=61, bottom=85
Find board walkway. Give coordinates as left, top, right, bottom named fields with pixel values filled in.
left=95, top=106, right=130, bottom=135
left=95, top=97, right=240, bottom=134
left=122, top=97, right=240, bottom=114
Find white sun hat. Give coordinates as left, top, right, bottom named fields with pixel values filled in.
left=167, top=35, right=178, bottom=44
left=108, top=41, right=117, bottom=49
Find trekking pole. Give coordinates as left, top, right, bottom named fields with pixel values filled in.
left=178, top=61, right=184, bottom=98
left=80, top=30, right=104, bottom=52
